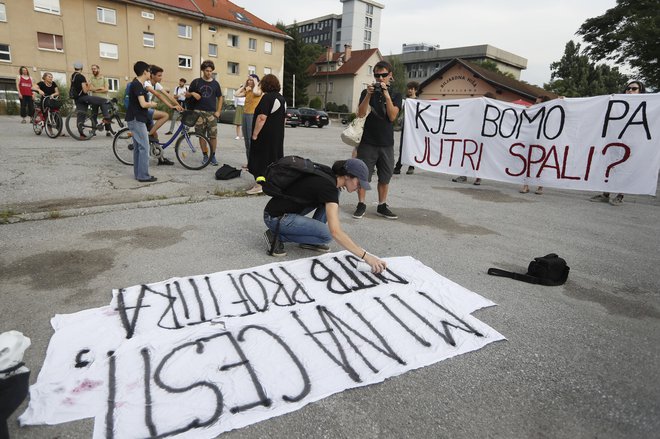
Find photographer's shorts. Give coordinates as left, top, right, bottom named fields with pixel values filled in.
left=357, top=143, right=394, bottom=184
left=195, top=111, right=218, bottom=139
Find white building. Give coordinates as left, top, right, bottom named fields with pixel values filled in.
left=289, top=0, right=383, bottom=53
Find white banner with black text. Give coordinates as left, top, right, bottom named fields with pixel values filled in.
left=20, top=252, right=505, bottom=438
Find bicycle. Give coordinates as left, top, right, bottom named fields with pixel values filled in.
left=65, top=97, right=124, bottom=141
left=32, top=95, right=63, bottom=138
left=112, top=110, right=212, bottom=171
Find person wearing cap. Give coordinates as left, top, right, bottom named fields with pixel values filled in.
left=70, top=62, right=112, bottom=138
left=262, top=158, right=388, bottom=274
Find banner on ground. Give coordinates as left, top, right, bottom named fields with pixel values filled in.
left=20, top=252, right=505, bottom=438
left=402, top=95, right=660, bottom=195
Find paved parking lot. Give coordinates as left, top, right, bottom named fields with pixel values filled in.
left=1, top=115, right=659, bottom=438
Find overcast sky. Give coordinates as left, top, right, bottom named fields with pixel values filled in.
left=234, top=0, right=619, bottom=87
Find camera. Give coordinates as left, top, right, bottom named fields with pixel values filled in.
left=372, top=82, right=386, bottom=94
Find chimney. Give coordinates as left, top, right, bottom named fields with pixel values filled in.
left=344, top=44, right=352, bottom=61
left=326, top=46, right=333, bottom=63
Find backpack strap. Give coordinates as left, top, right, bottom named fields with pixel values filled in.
left=487, top=268, right=542, bottom=285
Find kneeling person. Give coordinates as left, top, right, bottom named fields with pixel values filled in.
left=263, top=158, right=387, bottom=273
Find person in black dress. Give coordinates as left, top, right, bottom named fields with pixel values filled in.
left=246, top=74, right=286, bottom=194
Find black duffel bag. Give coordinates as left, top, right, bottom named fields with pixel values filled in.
left=487, top=253, right=569, bottom=286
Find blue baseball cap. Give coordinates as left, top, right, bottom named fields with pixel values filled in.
left=345, top=158, right=371, bottom=190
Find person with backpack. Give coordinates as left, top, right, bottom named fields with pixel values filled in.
left=70, top=62, right=112, bottom=139
left=262, top=157, right=388, bottom=274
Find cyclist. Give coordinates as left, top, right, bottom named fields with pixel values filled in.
left=36, top=72, right=61, bottom=115
left=144, top=65, right=183, bottom=165
left=70, top=62, right=112, bottom=139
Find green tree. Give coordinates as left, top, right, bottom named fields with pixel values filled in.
left=387, top=55, right=408, bottom=97
left=544, top=40, right=628, bottom=96
left=277, top=22, right=324, bottom=107
left=577, top=0, right=659, bottom=90
left=473, top=60, right=516, bottom=79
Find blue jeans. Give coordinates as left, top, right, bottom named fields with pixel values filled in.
left=128, top=120, right=150, bottom=180
left=264, top=206, right=332, bottom=245
left=242, top=113, right=254, bottom=161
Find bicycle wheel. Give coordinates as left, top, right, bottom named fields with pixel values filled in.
left=66, top=110, right=96, bottom=141
left=45, top=111, right=63, bottom=138
left=112, top=127, right=134, bottom=166
left=175, top=132, right=212, bottom=170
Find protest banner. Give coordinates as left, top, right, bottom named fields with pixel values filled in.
left=402, top=95, right=660, bottom=195
left=20, top=252, right=505, bottom=438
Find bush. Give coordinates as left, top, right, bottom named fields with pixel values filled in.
left=309, top=97, right=323, bottom=109
left=337, top=104, right=349, bottom=113
left=325, top=101, right=338, bottom=112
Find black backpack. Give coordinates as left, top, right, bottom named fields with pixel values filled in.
left=257, top=156, right=336, bottom=204
left=487, top=253, right=569, bottom=286
left=69, top=72, right=81, bottom=99
left=214, top=164, right=241, bottom=180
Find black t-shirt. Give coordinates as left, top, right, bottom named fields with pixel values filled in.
left=359, top=88, right=402, bottom=147
left=37, top=81, right=57, bottom=96
left=71, top=72, right=87, bottom=100
left=125, top=78, right=149, bottom=123
left=265, top=174, right=339, bottom=217
left=188, top=78, right=222, bottom=111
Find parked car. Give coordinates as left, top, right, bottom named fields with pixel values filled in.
left=285, top=108, right=301, bottom=127
left=297, top=107, right=329, bottom=128
left=217, top=103, right=236, bottom=124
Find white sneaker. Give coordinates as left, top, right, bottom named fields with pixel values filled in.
left=234, top=136, right=240, bottom=140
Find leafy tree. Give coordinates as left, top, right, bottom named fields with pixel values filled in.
left=309, top=97, right=323, bottom=109
left=544, top=40, right=628, bottom=96
left=473, top=60, right=516, bottom=79
left=577, top=0, right=659, bottom=90
left=277, top=22, right=324, bottom=107
left=387, top=55, right=408, bottom=97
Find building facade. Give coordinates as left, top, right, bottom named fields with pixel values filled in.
left=290, top=0, right=383, bottom=54
left=0, top=0, right=288, bottom=102
left=391, top=44, right=528, bottom=83
left=306, top=45, right=382, bottom=111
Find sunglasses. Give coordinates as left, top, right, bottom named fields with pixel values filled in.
left=373, top=72, right=389, bottom=78
left=626, top=86, right=639, bottom=91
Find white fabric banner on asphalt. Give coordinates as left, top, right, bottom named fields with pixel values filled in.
left=20, top=252, right=505, bottom=438
left=402, top=95, right=660, bottom=195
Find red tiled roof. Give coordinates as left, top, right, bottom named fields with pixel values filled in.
left=308, top=49, right=381, bottom=77
left=148, top=0, right=287, bottom=37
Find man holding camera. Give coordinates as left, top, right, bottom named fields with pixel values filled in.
left=352, top=61, right=402, bottom=220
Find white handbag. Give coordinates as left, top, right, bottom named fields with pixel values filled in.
left=341, top=107, right=370, bottom=147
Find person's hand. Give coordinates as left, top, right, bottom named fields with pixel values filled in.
left=366, top=84, right=375, bottom=95
left=174, top=104, right=183, bottom=112
left=213, top=111, right=220, bottom=119
left=364, top=253, right=387, bottom=274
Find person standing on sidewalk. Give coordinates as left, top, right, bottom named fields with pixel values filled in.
left=235, top=74, right=262, bottom=167
left=16, top=66, right=38, bottom=124
left=126, top=61, right=158, bottom=183
left=166, top=78, right=188, bottom=135
left=187, top=60, right=223, bottom=166
left=589, top=80, right=646, bottom=206
left=393, top=80, right=419, bottom=176
left=352, top=61, right=402, bottom=220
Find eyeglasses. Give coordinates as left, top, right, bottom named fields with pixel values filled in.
left=373, top=72, right=389, bottom=78
left=626, top=86, right=639, bottom=91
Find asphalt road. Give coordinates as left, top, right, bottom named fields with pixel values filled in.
left=1, top=115, right=659, bottom=438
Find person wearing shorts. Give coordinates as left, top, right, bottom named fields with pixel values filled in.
left=187, top=60, right=223, bottom=166
left=352, top=60, right=402, bottom=220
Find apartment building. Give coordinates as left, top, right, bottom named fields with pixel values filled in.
left=0, top=0, right=288, bottom=101
left=290, top=0, right=383, bottom=53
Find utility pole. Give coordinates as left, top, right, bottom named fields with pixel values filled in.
left=324, top=46, right=330, bottom=111
left=292, top=74, right=296, bottom=108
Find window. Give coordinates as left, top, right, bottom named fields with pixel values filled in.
left=107, top=78, right=119, bottom=92
left=248, top=65, right=256, bottom=75
left=34, top=0, right=60, bottom=14
left=248, top=38, right=256, bottom=51
left=178, top=55, right=192, bottom=69
left=328, top=82, right=333, bottom=93
left=178, top=24, right=192, bottom=39
left=264, top=67, right=272, bottom=75
left=227, top=34, right=239, bottom=47
left=141, top=11, right=154, bottom=20
left=363, top=43, right=370, bottom=50
left=365, top=17, right=372, bottom=28
left=0, top=43, right=10, bottom=62
left=97, top=7, right=116, bottom=25
left=366, top=4, right=374, bottom=15
left=364, top=30, right=371, bottom=41
left=316, top=82, right=321, bottom=93
left=368, top=65, right=373, bottom=75
left=208, top=43, right=217, bottom=57
left=208, top=25, right=217, bottom=32
left=143, top=32, right=155, bottom=47
left=0, top=4, right=6, bottom=22
left=99, top=42, right=118, bottom=59
left=227, top=62, right=239, bottom=75
left=37, top=32, right=63, bottom=52
left=264, top=41, right=272, bottom=54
